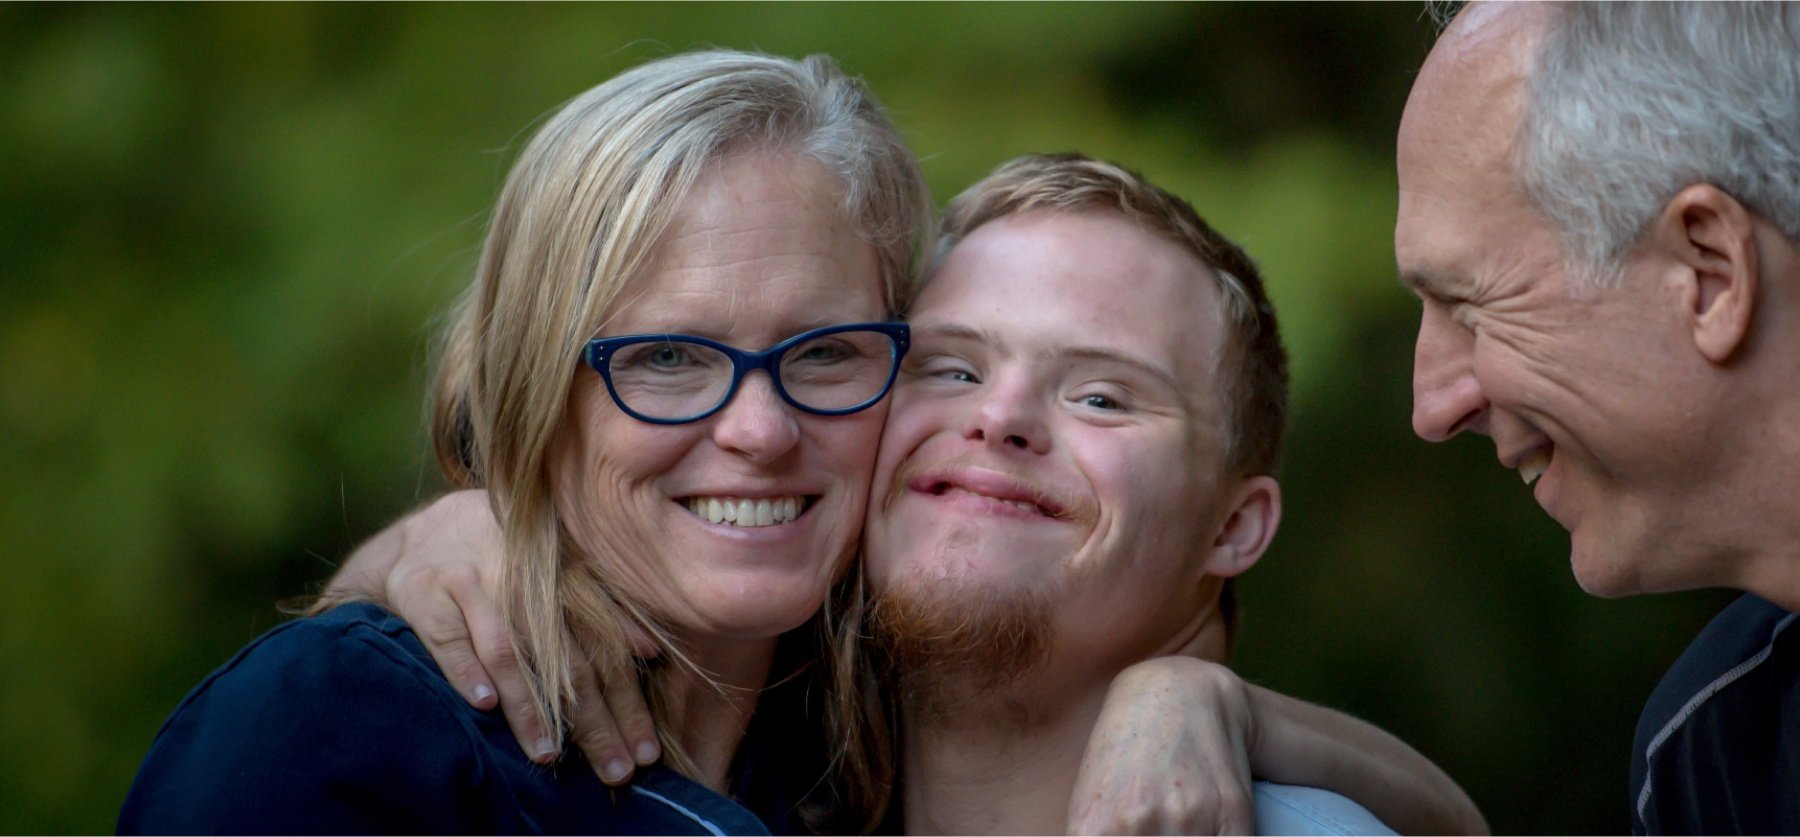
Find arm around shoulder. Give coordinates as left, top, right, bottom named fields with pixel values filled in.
left=1245, top=680, right=1487, bottom=835
left=1072, top=657, right=1485, bottom=836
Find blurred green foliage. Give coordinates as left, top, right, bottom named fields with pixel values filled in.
left=0, top=4, right=1734, bottom=833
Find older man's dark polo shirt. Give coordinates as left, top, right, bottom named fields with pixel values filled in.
left=1631, top=593, right=1800, bottom=835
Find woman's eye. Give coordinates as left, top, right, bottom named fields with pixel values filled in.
left=647, top=346, right=689, bottom=368
left=795, top=341, right=852, bottom=363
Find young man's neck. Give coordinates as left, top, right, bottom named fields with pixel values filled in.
left=899, top=674, right=1112, bottom=835
left=899, top=616, right=1230, bottom=835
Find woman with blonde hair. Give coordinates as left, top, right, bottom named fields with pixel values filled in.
left=120, top=48, right=927, bottom=834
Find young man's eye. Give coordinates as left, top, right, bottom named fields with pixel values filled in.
left=908, top=355, right=979, bottom=384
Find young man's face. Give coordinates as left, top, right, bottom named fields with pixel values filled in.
left=863, top=209, right=1247, bottom=678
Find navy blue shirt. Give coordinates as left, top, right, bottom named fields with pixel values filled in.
left=119, top=602, right=798, bottom=835
left=1631, top=593, right=1800, bottom=835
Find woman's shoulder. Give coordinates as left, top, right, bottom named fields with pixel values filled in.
left=119, top=602, right=493, bottom=834
left=197, top=601, right=442, bottom=697
left=153, top=601, right=459, bottom=733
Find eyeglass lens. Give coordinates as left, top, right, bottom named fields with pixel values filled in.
left=606, top=329, right=896, bottom=420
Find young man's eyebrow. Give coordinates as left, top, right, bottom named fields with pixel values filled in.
left=916, top=320, right=1186, bottom=397
left=1048, top=346, right=1185, bottom=394
left=913, top=322, right=995, bottom=344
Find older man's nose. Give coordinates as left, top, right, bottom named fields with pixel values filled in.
left=1411, top=313, right=1488, bottom=442
left=965, top=377, right=1051, bottom=455
left=712, top=373, right=802, bottom=464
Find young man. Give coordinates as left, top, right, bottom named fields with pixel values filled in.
left=865, top=153, right=1357, bottom=833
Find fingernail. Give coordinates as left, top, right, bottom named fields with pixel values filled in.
left=635, top=740, right=660, bottom=763
left=534, top=737, right=558, bottom=761
left=472, top=683, right=495, bottom=704
left=602, top=759, right=631, bottom=783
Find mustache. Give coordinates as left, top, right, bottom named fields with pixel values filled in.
left=883, top=452, right=1098, bottom=526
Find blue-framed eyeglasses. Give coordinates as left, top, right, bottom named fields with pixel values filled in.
left=582, top=322, right=910, bottom=425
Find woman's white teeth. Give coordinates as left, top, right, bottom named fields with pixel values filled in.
left=686, top=496, right=803, bottom=527
left=1519, top=449, right=1552, bottom=485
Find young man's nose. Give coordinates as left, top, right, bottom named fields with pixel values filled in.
left=965, top=377, right=1051, bottom=454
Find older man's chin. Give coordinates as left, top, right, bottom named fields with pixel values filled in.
left=1564, top=514, right=1699, bottom=601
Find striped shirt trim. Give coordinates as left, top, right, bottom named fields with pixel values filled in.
left=1635, top=611, right=1798, bottom=823
left=630, top=785, right=729, bottom=836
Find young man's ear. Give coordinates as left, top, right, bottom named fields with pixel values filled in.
left=1201, top=475, right=1281, bottom=579
left=1653, top=184, right=1759, bottom=364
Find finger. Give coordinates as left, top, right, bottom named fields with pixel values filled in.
left=1066, top=788, right=1120, bottom=836
left=599, top=647, right=659, bottom=766
left=1066, top=781, right=1164, bottom=836
left=404, top=579, right=499, bottom=711
left=564, top=630, right=636, bottom=785
left=455, top=585, right=556, bottom=764
left=1215, top=781, right=1254, bottom=836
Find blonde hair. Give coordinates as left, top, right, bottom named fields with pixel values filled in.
left=429, top=49, right=929, bottom=793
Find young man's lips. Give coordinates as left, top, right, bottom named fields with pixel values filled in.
left=904, top=467, right=1069, bottom=519
left=920, top=485, right=1063, bottom=520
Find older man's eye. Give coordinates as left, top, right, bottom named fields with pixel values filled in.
left=1079, top=393, right=1122, bottom=411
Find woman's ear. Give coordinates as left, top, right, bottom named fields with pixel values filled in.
left=1653, top=184, right=1759, bottom=364
left=1200, top=475, right=1281, bottom=579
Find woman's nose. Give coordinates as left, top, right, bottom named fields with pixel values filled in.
left=711, top=373, right=802, bottom=464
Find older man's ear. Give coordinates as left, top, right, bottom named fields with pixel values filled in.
left=1655, top=184, right=1761, bottom=364
left=1201, top=476, right=1281, bottom=579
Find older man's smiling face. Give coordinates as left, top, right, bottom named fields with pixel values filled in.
left=1397, top=3, right=1729, bottom=597
left=863, top=209, right=1245, bottom=674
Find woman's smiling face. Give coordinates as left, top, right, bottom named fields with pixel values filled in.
left=551, top=149, right=888, bottom=641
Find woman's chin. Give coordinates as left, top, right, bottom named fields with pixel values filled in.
left=676, top=582, right=832, bottom=640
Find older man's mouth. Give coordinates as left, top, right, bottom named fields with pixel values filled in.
left=1518, top=448, right=1552, bottom=486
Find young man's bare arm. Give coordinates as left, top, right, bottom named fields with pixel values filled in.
left=1070, top=657, right=1487, bottom=835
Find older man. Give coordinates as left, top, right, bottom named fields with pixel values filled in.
left=1398, top=3, right=1800, bottom=833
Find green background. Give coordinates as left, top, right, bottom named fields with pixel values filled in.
left=0, top=3, right=1733, bottom=833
